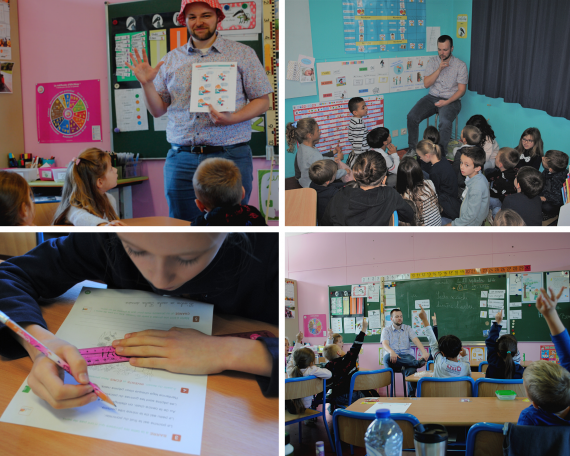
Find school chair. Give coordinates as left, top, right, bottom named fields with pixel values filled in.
left=478, top=361, right=489, bottom=372
left=32, top=202, right=60, bottom=226
left=285, top=376, right=334, bottom=451
left=427, top=360, right=434, bottom=371
left=417, top=376, right=475, bottom=398
left=465, top=422, right=504, bottom=456
left=473, top=378, right=526, bottom=398
left=285, top=188, right=317, bottom=226
left=503, top=423, right=570, bottom=455
left=332, top=409, right=419, bottom=456
left=390, top=210, right=398, bottom=226
left=349, top=368, right=394, bottom=400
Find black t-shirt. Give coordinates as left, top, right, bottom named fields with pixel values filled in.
left=501, top=192, right=542, bottom=226
left=310, top=181, right=344, bottom=225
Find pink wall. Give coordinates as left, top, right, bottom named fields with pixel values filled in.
left=17, top=0, right=278, bottom=223
left=286, top=233, right=570, bottom=395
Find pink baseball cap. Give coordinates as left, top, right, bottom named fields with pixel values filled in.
left=177, top=0, right=226, bottom=25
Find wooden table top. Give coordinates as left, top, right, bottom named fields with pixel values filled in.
left=0, top=282, right=277, bottom=456
left=285, top=188, right=317, bottom=226
left=346, top=397, right=529, bottom=426
left=121, top=216, right=190, bottom=226
left=29, top=177, right=149, bottom=188
left=405, top=371, right=486, bottom=383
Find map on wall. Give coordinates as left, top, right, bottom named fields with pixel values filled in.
left=343, top=0, right=427, bottom=54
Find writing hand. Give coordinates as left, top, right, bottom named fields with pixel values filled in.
left=28, top=337, right=96, bottom=409
left=125, top=48, right=164, bottom=85
left=495, top=310, right=503, bottom=325
left=206, top=104, right=236, bottom=126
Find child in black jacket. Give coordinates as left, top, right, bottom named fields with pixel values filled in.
left=487, top=147, right=520, bottom=221
left=540, top=150, right=569, bottom=219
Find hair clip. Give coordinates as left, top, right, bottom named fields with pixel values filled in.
left=75, top=158, right=81, bottom=166
left=292, top=121, right=298, bottom=128
left=507, top=351, right=511, bottom=354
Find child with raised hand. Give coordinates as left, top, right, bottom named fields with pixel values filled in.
left=535, top=287, right=570, bottom=370
left=0, top=171, right=35, bottom=226
left=416, top=139, right=461, bottom=223
left=286, top=331, right=332, bottom=414
left=485, top=310, right=524, bottom=379
left=287, top=118, right=351, bottom=188
left=52, top=148, right=126, bottom=226
left=515, top=127, right=544, bottom=170
left=396, top=157, right=442, bottom=226
left=326, top=328, right=344, bottom=351
left=346, top=97, right=370, bottom=167
left=323, top=318, right=368, bottom=407
left=417, top=305, right=471, bottom=377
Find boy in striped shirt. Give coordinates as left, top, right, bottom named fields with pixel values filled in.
left=346, top=97, right=369, bottom=167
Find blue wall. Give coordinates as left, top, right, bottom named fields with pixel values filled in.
left=285, top=0, right=570, bottom=177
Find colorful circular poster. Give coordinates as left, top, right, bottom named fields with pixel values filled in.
left=307, top=317, right=322, bottom=336
left=49, top=92, right=88, bottom=138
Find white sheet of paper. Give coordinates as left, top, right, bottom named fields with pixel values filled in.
left=190, top=62, right=237, bottom=112
left=522, top=273, right=543, bottom=303
left=510, top=273, right=523, bottom=296
left=352, top=284, right=367, bottom=298
left=426, top=26, right=441, bottom=52
left=344, top=317, right=356, bottom=333
left=415, top=299, right=430, bottom=309
left=488, top=290, right=505, bottom=299
left=366, top=402, right=411, bottom=414
left=331, top=317, right=343, bottom=333
left=298, top=54, right=316, bottom=83
left=367, top=283, right=380, bottom=302
left=368, top=309, right=381, bottom=329
left=0, top=287, right=213, bottom=455
left=480, top=301, right=487, bottom=307
left=489, top=309, right=502, bottom=318
left=480, top=311, right=487, bottom=318
left=509, top=303, right=521, bottom=307
left=385, top=286, right=396, bottom=296
left=510, top=310, right=522, bottom=319
left=488, top=300, right=504, bottom=309
left=115, top=89, right=149, bottom=132
left=545, top=271, right=570, bottom=302
left=355, top=317, right=364, bottom=334
left=481, top=291, right=488, bottom=298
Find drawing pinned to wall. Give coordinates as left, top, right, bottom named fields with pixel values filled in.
left=317, top=60, right=389, bottom=101
left=298, top=54, right=316, bottom=83
left=0, top=0, right=11, bottom=61
left=352, top=284, right=368, bottom=298
left=343, top=0, right=426, bottom=53
left=286, top=61, right=301, bottom=81
left=521, top=273, right=543, bottom=303
left=331, top=317, right=343, bottom=333
left=114, top=88, right=149, bottom=132
left=258, top=169, right=279, bottom=221
left=456, top=14, right=468, bottom=39
left=389, top=56, right=425, bottom=93
left=219, top=1, right=260, bottom=34
left=411, top=309, right=429, bottom=337
left=510, top=273, right=523, bottom=296
left=545, top=271, right=570, bottom=302
left=367, top=283, right=379, bottom=302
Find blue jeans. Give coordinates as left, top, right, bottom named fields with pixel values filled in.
left=407, top=94, right=462, bottom=153
left=164, top=143, right=253, bottom=222
left=489, top=196, right=502, bottom=217
left=334, top=390, right=365, bottom=408
left=441, top=216, right=453, bottom=225
left=384, top=352, right=423, bottom=396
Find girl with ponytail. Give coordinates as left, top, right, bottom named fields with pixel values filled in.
left=486, top=310, right=525, bottom=379
left=53, top=148, right=126, bottom=226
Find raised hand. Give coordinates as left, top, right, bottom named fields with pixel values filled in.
left=296, top=331, right=304, bottom=344
left=418, top=305, right=429, bottom=325
left=125, top=48, right=164, bottom=85
left=495, top=310, right=503, bottom=325
left=459, top=347, right=467, bottom=358
left=536, top=287, right=565, bottom=317
left=362, top=317, right=368, bottom=333
left=432, top=312, right=437, bottom=326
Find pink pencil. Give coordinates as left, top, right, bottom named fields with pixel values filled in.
left=0, top=310, right=116, bottom=407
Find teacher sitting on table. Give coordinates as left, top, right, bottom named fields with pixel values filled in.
left=126, top=0, right=273, bottom=222
left=381, top=308, right=428, bottom=397
left=405, top=35, right=468, bottom=158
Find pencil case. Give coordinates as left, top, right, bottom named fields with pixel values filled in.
left=495, top=390, right=517, bottom=400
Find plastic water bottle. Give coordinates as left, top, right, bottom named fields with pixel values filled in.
left=364, top=409, right=403, bottom=456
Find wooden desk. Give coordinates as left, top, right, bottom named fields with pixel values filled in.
left=285, top=188, right=317, bottom=226
left=122, top=217, right=190, bottom=226
left=0, top=282, right=277, bottom=456
left=346, top=397, right=528, bottom=426
left=405, top=371, right=485, bottom=383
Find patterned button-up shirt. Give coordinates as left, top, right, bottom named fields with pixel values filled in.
left=425, top=55, right=468, bottom=99
left=153, top=34, right=273, bottom=146
left=381, top=323, right=418, bottom=355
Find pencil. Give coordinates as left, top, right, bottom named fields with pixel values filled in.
left=0, top=310, right=116, bottom=407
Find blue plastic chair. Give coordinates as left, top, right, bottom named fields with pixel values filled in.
left=427, top=360, right=434, bottom=371
left=285, top=376, right=334, bottom=451
left=392, top=211, right=398, bottom=226
left=349, top=368, right=394, bottom=401
left=36, top=233, right=44, bottom=244
left=479, top=361, right=489, bottom=372
left=474, top=378, right=525, bottom=397
left=466, top=422, right=504, bottom=456
left=417, top=376, right=475, bottom=397
left=332, top=409, right=419, bottom=455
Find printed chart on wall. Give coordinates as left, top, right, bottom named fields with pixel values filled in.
left=0, top=0, right=11, bottom=61
left=304, top=314, right=327, bottom=337
left=285, top=279, right=296, bottom=318
left=343, top=0, right=426, bottom=54
left=36, top=80, right=102, bottom=143
left=293, top=96, right=383, bottom=155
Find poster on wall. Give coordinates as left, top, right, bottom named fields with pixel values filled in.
left=0, top=0, right=11, bottom=61
left=36, top=80, right=103, bottom=143
left=258, top=169, right=279, bottom=221
left=0, top=61, right=13, bottom=93
left=303, top=314, right=327, bottom=337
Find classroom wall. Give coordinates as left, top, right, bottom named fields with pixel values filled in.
left=285, top=233, right=570, bottom=395
left=16, top=0, right=278, bottom=223
left=285, top=0, right=570, bottom=178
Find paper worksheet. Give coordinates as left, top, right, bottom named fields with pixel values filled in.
left=366, top=402, right=411, bottom=415
left=1, top=287, right=214, bottom=455
left=367, top=309, right=381, bottom=329
left=190, top=62, right=237, bottom=112
left=115, top=89, right=149, bottom=132
left=545, top=271, right=570, bottom=302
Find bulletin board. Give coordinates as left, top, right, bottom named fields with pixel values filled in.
left=106, top=0, right=275, bottom=158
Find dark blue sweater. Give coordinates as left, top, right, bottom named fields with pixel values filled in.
left=0, top=233, right=278, bottom=397
left=485, top=322, right=525, bottom=379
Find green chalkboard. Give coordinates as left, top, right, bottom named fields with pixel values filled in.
left=106, top=0, right=272, bottom=158
left=328, top=285, right=381, bottom=344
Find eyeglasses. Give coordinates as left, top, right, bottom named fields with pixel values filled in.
left=522, top=138, right=534, bottom=144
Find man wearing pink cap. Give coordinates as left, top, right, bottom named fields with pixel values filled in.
left=127, top=0, right=272, bottom=222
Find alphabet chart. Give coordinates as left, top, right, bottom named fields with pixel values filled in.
left=292, top=95, right=384, bottom=155
left=1, top=288, right=214, bottom=455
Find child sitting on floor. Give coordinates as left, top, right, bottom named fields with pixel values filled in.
left=0, top=171, right=35, bottom=226
left=486, top=147, right=520, bottom=222
left=452, top=125, right=483, bottom=190
left=193, top=158, right=267, bottom=226
left=540, top=150, right=569, bottom=220
left=500, top=166, right=544, bottom=226
left=309, top=160, right=345, bottom=226
left=367, top=127, right=400, bottom=187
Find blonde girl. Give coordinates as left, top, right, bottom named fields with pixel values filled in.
left=0, top=171, right=35, bottom=226
left=53, top=148, right=125, bottom=226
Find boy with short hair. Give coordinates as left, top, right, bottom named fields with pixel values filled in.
left=540, top=150, right=569, bottom=220
left=449, top=146, right=489, bottom=226
left=192, top=157, right=267, bottom=226
left=346, top=97, right=369, bottom=167
left=501, top=166, right=545, bottom=226
left=417, top=306, right=471, bottom=377
left=309, top=160, right=345, bottom=225
left=486, top=147, right=520, bottom=221
left=452, top=125, right=483, bottom=189
left=323, top=318, right=368, bottom=407
left=367, top=127, right=400, bottom=187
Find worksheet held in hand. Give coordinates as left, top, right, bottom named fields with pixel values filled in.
left=0, top=288, right=214, bottom=455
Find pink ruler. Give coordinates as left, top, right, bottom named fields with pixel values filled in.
left=79, top=346, right=130, bottom=366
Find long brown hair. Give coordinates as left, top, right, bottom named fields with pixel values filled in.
left=289, top=348, right=316, bottom=414
left=497, top=335, right=518, bottom=379
left=53, top=148, right=118, bottom=225
left=0, top=171, right=34, bottom=226
left=515, top=127, right=544, bottom=159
